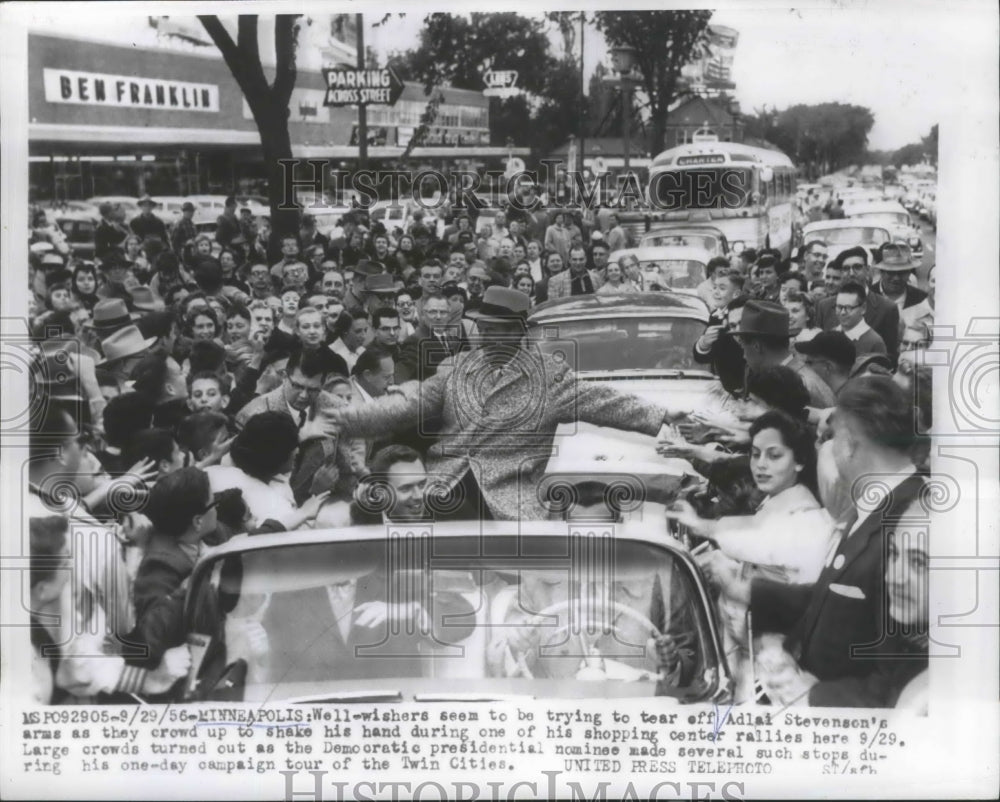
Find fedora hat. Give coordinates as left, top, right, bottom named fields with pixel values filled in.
left=88, top=298, right=139, bottom=332
left=129, top=285, right=166, bottom=312
left=730, top=300, right=790, bottom=338
left=466, top=286, right=531, bottom=323
left=30, top=241, right=55, bottom=255
left=364, top=273, right=396, bottom=294
left=352, top=259, right=384, bottom=278
left=137, top=194, right=157, bottom=207
left=41, top=253, right=66, bottom=268
left=877, top=243, right=914, bottom=272
left=97, top=325, right=156, bottom=365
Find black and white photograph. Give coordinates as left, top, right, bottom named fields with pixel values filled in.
left=1, top=1, right=997, bottom=799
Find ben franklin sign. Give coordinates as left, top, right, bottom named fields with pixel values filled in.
left=42, top=68, right=220, bottom=112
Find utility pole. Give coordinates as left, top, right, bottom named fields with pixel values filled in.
left=579, top=12, right=585, bottom=176
left=356, top=13, right=367, bottom=172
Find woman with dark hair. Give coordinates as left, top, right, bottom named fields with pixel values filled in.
left=204, top=411, right=312, bottom=529
left=778, top=271, right=808, bottom=303
left=665, top=409, right=834, bottom=700
left=72, top=263, right=102, bottom=311
left=185, top=306, right=222, bottom=343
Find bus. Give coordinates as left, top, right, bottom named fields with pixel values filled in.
left=619, top=135, right=798, bottom=257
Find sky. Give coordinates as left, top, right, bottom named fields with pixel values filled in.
left=20, top=0, right=989, bottom=150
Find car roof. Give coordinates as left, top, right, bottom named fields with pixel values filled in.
left=641, top=225, right=725, bottom=238
left=802, top=220, right=891, bottom=233
left=196, top=519, right=691, bottom=564
left=528, top=291, right=710, bottom=323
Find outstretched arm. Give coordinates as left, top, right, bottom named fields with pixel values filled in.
left=327, top=375, right=444, bottom=439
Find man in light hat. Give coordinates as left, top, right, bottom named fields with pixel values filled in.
left=732, top=299, right=836, bottom=408
left=326, top=286, right=688, bottom=521
left=130, top=196, right=168, bottom=243
left=869, top=243, right=932, bottom=331
left=97, top=324, right=157, bottom=389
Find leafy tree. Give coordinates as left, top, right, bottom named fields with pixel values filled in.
left=395, top=13, right=567, bottom=158
left=592, top=11, right=713, bottom=154
left=741, top=102, right=875, bottom=178
left=198, top=15, right=302, bottom=236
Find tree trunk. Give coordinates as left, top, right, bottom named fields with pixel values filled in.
left=259, top=111, right=299, bottom=239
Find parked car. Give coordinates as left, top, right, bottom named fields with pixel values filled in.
left=845, top=200, right=924, bottom=259
left=86, top=195, right=141, bottom=219
left=54, top=210, right=99, bottom=260
left=608, top=245, right=714, bottom=293
left=181, top=521, right=730, bottom=704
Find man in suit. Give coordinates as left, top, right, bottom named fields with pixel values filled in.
left=815, top=247, right=900, bottom=359
left=547, top=244, right=604, bottom=299
left=749, top=376, right=926, bottom=706
left=234, top=348, right=351, bottom=504
left=130, top=196, right=168, bottom=244
left=95, top=202, right=130, bottom=261
left=833, top=281, right=888, bottom=358
left=326, top=287, right=689, bottom=520
left=396, top=294, right=469, bottom=383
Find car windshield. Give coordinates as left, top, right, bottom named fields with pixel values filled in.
left=637, top=260, right=707, bottom=290
left=812, top=226, right=890, bottom=246
left=186, top=531, right=720, bottom=703
left=641, top=233, right=720, bottom=251
left=528, top=316, right=705, bottom=372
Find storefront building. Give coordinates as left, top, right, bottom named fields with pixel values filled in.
left=28, top=32, right=526, bottom=202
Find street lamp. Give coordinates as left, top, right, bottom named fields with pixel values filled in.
left=610, top=45, right=639, bottom=179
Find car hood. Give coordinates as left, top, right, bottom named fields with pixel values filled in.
left=577, top=373, right=713, bottom=407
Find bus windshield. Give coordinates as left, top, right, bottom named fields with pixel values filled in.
left=648, top=167, right=754, bottom=211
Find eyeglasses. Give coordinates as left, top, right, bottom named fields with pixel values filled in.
left=835, top=304, right=861, bottom=313
left=200, top=498, right=220, bottom=515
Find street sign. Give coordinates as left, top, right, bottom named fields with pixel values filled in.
left=482, top=69, right=520, bottom=99
left=323, top=67, right=403, bottom=107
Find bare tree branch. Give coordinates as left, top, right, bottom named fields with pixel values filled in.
left=237, top=15, right=261, bottom=70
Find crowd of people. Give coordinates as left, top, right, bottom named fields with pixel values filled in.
left=25, top=187, right=933, bottom=710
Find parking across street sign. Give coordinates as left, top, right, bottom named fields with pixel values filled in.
left=323, top=67, right=403, bottom=107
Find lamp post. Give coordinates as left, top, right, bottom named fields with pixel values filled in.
left=610, top=44, right=639, bottom=179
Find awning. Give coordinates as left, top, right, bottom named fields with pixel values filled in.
left=292, top=145, right=532, bottom=159
left=30, top=122, right=261, bottom=147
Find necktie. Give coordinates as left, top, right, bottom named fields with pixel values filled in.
left=298, top=408, right=308, bottom=429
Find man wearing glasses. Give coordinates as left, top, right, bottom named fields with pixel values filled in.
left=234, top=348, right=341, bottom=442
left=801, top=240, right=829, bottom=286
left=815, top=247, right=900, bottom=359
left=834, top=281, right=888, bottom=358
left=130, top=467, right=219, bottom=677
